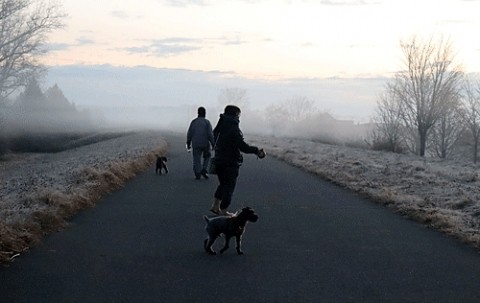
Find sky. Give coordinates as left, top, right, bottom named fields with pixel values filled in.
left=41, top=0, right=480, bottom=122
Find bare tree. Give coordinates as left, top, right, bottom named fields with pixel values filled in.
left=372, top=83, right=404, bottom=153
left=0, top=0, right=64, bottom=100
left=283, top=95, right=317, bottom=123
left=393, top=36, right=463, bottom=156
left=429, top=95, right=464, bottom=159
left=461, top=76, right=480, bottom=163
left=265, top=103, right=288, bottom=136
left=217, top=87, right=248, bottom=109
left=264, top=96, right=317, bottom=137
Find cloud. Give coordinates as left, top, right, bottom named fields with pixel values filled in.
left=123, top=35, right=247, bottom=57
left=159, top=0, right=265, bottom=6
left=215, top=34, right=247, bottom=46
left=76, top=37, right=96, bottom=46
left=437, top=19, right=471, bottom=25
left=301, top=42, right=315, bottom=48
left=124, top=38, right=203, bottom=56
left=320, top=0, right=379, bottom=5
left=45, top=38, right=95, bottom=52
left=110, top=10, right=130, bottom=19
left=45, top=43, right=71, bottom=52
left=160, top=0, right=207, bottom=6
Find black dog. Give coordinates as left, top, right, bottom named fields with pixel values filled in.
left=204, top=207, right=258, bottom=255
left=155, top=156, right=168, bottom=175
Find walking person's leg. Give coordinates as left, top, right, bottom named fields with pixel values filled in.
left=192, top=148, right=202, bottom=179
left=211, top=164, right=226, bottom=214
left=201, top=147, right=212, bottom=179
left=219, top=166, right=239, bottom=214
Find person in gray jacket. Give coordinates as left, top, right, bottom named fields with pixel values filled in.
left=187, top=107, right=215, bottom=179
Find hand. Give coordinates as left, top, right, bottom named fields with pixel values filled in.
left=257, top=149, right=266, bottom=159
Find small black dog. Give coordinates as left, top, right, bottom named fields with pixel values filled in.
left=155, top=156, right=168, bottom=175
left=204, top=207, right=258, bottom=255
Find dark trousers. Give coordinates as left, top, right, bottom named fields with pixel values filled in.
left=192, top=147, right=211, bottom=176
left=214, top=164, right=239, bottom=210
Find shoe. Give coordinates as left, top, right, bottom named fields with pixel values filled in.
left=219, top=209, right=234, bottom=216
left=210, top=208, right=220, bottom=215
left=201, top=170, right=209, bottom=179
left=195, top=174, right=201, bottom=180
left=210, top=199, right=221, bottom=214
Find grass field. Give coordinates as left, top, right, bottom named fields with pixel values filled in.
left=0, top=130, right=168, bottom=263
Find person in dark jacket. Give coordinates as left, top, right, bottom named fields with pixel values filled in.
left=210, top=105, right=266, bottom=215
left=187, top=107, right=215, bottom=179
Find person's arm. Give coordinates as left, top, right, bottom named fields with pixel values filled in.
left=186, top=122, right=193, bottom=149
left=207, top=121, right=214, bottom=148
left=234, top=129, right=259, bottom=155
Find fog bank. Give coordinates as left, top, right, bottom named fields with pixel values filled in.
left=45, top=64, right=386, bottom=123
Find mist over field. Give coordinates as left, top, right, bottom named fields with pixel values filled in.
left=5, top=62, right=479, bottom=154
left=37, top=64, right=382, bottom=140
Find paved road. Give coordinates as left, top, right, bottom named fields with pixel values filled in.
left=1, top=134, right=480, bottom=302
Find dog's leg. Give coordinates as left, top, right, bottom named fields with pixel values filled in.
left=220, top=236, right=232, bottom=254
left=204, top=237, right=217, bottom=255
left=235, top=235, right=244, bottom=255
left=164, top=164, right=169, bottom=174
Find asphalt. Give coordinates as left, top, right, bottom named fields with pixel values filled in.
left=1, top=133, right=480, bottom=303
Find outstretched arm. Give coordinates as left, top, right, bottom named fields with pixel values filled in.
left=234, top=129, right=259, bottom=155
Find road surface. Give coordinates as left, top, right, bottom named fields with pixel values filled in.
left=1, top=133, right=480, bottom=302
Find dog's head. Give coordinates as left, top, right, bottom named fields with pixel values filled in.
left=238, top=207, right=258, bottom=223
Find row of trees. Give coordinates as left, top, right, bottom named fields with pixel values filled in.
left=216, top=88, right=321, bottom=136
left=1, top=77, right=96, bottom=134
left=373, top=36, right=480, bottom=163
left=215, top=88, right=365, bottom=143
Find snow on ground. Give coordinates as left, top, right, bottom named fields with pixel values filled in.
left=249, top=135, right=480, bottom=250
left=0, top=130, right=167, bottom=262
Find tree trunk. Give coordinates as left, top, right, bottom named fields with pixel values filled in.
left=419, top=130, right=427, bottom=157
left=441, top=130, right=447, bottom=159
left=474, top=139, right=478, bottom=164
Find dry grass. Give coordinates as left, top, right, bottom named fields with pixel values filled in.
left=0, top=132, right=167, bottom=264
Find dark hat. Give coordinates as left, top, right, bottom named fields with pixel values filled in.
left=223, top=105, right=241, bottom=116
left=198, top=107, right=206, bottom=117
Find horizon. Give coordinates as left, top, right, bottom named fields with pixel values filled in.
left=39, top=0, right=480, bottom=122
left=43, top=64, right=388, bottom=123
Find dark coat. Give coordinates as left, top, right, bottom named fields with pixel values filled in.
left=213, top=114, right=259, bottom=167
left=187, top=117, right=214, bottom=149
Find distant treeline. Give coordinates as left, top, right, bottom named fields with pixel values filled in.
left=0, top=78, right=99, bottom=135
left=0, top=78, right=103, bottom=155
